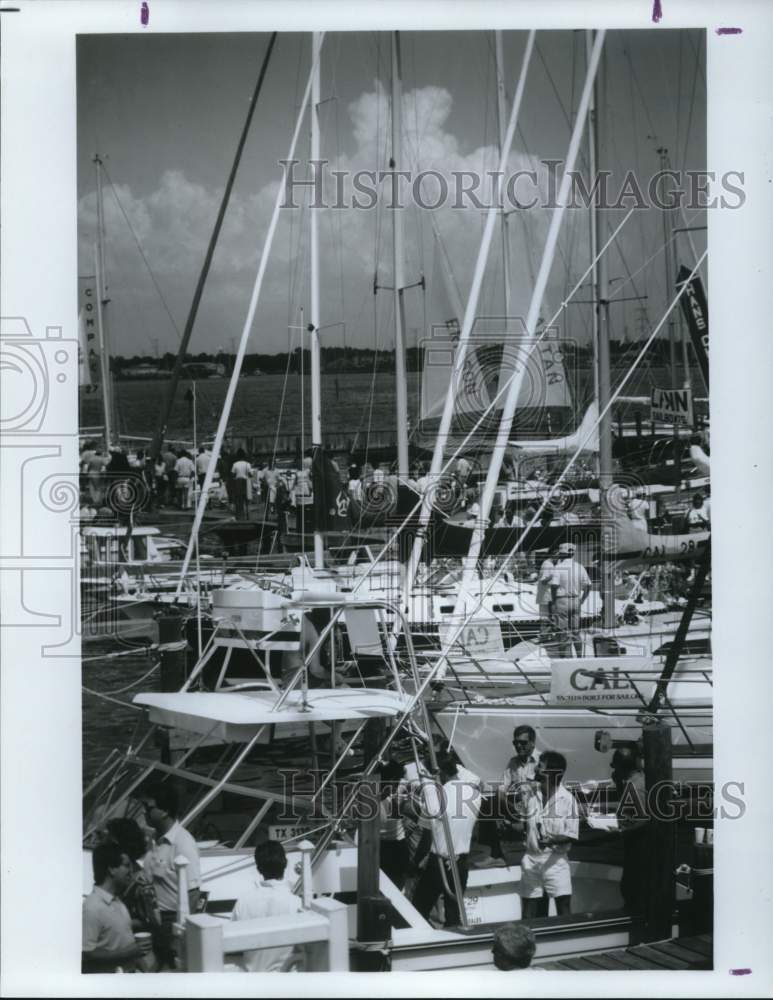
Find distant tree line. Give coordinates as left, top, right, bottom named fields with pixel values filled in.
left=110, top=339, right=679, bottom=379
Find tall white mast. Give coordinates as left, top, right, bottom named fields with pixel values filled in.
left=590, top=34, right=616, bottom=630
left=391, top=32, right=410, bottom=478
left=585, top=33, right=600, bottom=417
left=452, top=30, right=605, bottom=612
left=94, top=154, right=114, bottom=449
left=310, top=31, right=324, bottom=569
left=401, top=31, right=536, bottom=614
left=494, top=31, right=512, bottom=322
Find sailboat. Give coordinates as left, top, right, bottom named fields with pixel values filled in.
left=82, top=29, right=714, bottom=972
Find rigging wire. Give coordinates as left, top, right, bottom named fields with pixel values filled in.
left=680, top=30, right=702, bottom=173
left=100, top=162, right=180, bottom=350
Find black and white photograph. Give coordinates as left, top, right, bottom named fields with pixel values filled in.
left=1, top=1, right=772, bottom=995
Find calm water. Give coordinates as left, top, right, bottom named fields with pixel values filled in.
left=82, top=372, right=424, bottom=446
left=80, top=364, right=704, bottom=448
left=82, top=641, right=155, bottom=786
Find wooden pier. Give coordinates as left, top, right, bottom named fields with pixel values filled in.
left=539, top=932, right=712, bottom=971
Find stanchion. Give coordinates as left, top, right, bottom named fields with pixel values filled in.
left=354, top=718, right=391, bottom=971
left=642, top=722, right=676, bottom=941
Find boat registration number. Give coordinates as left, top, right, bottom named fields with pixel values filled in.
left=268, top=824, right=313, bottom=842
left=463, top=893, right=484, bottom=926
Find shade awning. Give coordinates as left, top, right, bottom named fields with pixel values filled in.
left=133, top=688, right=412, bottom=741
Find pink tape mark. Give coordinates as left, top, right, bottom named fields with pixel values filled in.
left=652, top=0, right=663, bottom=23
left=730, top=969, right=752, bottom=976
left=140, top=1, right=149, bottom=27
left=716, top=27, right=742, bottom=35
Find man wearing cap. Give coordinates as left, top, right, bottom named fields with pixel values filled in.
left=551, top=542, right=591, bottom=657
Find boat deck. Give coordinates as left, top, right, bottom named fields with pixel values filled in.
left=538, top=932, right=712, bottom=971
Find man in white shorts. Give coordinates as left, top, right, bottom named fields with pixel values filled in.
left=519, top=750, right=579, bottom=918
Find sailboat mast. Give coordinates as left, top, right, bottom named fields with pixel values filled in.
left=658, top=146, right=681, bottom=388
left=400, top=30, right=536, bottom=616
left=93, top=154, right=114, bottom=450
left=148, top=33, right=277, bottom=461
left=585, top=34, right=601, bottom=416
left=174, top=36, right=324, bottom=597
left=494, top=32, right=512, bottom=321
left=310, top=31, right=324, bottom=569
left=452, top=30, right=605, bottom=608
left=591, top=36, right=616, bottom=630
left=391, top=32, right=410, bottom=478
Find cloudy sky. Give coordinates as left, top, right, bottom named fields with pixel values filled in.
left=76, top=29, right=706, bottom=359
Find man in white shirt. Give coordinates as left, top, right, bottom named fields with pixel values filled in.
left=501, top=725, right=540, bottom=794
left=519, top=751, right=579, bottom=918
left=174, top=451, right=195, bottom=509
left=195, top=447, right=212, bottom=490
left=231, top=449, right=252, bottom=519
left=411, top=751, right=482, bottom=927
left=551, top=542, right=591, bottom=657
left=536, top=545, right=559, bottom=641
left=231, top=840, right=303, bottom=972
left=139, top=782, right=201, bottom=969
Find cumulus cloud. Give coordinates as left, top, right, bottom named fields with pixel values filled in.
left=78, top=81, right=659, bottom=357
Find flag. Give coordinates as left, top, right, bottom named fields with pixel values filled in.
left=311, top=447, right=352, bottom=532
left=676, top=265, right=709, bottom=386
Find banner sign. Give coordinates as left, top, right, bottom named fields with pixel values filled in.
left=311, top=446, right=352, bottom=531
left=650, top=386, right=693, bottom=426
left=550, top=657, right=655, bottom=707
left=676, top=265, right=709, bottom=385
left=439, top=616, right=505, bottom=657
left=78, top=275, right=102, bottom=396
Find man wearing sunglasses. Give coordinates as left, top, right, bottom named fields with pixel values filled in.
left=496, top=726, right=541, bottom=853
left=502, top=726, right=539, bottom=791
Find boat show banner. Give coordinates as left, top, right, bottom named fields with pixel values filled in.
left=549, top=657, right=656, bottom=707
left=676, top=264, right=709, bottom=386
left=77, top=275, right=102, bottom=396
left=650, top=385, right=694, bottom=426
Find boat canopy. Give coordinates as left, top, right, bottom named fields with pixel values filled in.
left=134, top=688, right=412, bottom=741
left=82, top=525, right=161, bottom=537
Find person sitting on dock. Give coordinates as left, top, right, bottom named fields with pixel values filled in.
left=231, top=840, right=303, bottom=972
left=138, top=782, right=201, bottom=969
left=82, top=842, right=153, bottom=973
left=411, top=751, right=482, bottom=928
left=687, top=492, right=710, bottom=532
left=519, top=751, right=579, bottom=919
left=624, top=487, right=649, bottom=530
left=507, top=502, right=525, bottom=528
left=491, top=922, right=537, bottom=970
left=551, top=543, right=591, bottom=658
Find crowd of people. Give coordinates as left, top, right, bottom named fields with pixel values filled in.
left=372, top=726, right=647, bottom=936
left=83, top=724, right=646, bottom=973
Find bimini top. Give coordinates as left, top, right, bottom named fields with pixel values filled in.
left=133, top=688, right=412, bottom=741
left=82, top=525, right=161, bottom=537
